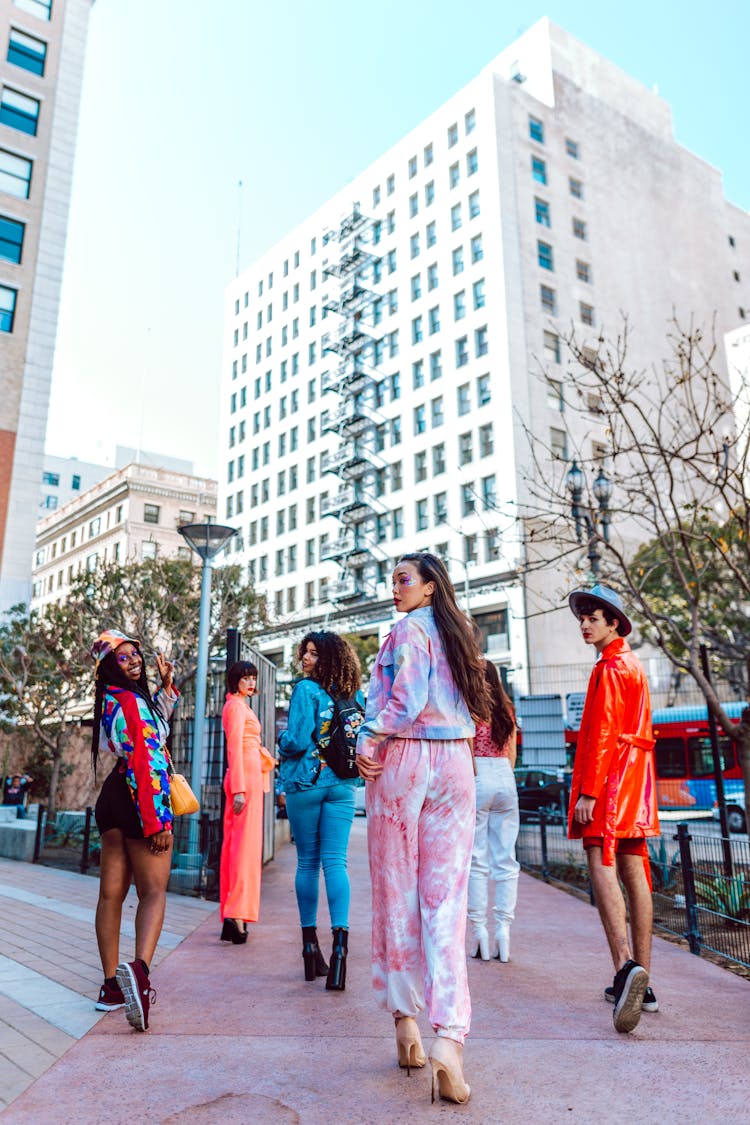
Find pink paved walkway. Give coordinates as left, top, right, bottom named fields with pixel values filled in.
left=4, top=820, right=749, bottom=1124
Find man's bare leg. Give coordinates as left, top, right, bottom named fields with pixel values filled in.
left=586, top=846, right=632, bottom=971
left=617, top=852, right=653, bottom=973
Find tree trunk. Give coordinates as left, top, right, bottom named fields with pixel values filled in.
left=47, top=750, right=62, bottom=820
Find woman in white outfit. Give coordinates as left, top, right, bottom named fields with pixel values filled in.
left=467, top=659, right=520, bottom=962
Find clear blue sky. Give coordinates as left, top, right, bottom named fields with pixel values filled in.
left=46, top=0, right=750, bottom=478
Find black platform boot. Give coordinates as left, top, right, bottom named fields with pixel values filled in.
left=325, top=927, right=348, bottom=991
left=302, top=926, right=328, bottom=981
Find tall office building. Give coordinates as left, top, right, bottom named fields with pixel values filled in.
left=0, top=0, right=94, bottom=612
left=219, top=19, right=750, bottom=694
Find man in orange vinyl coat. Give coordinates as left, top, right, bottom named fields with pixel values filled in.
left=568, top=585, right=659, bottom=1034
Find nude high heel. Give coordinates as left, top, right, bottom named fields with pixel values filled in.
left=470, top=924, right=490, bottom=961
left=494, top=923, right=510, bottom=963
left=395, top=1016, right=426, bottom=1075
left=429, top=1037, right=470, bottom=1105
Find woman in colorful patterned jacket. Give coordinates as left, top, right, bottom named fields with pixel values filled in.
left=90, top=629, right=178, bottom=1032
left=356, top=553, right=490, bottom=1106
left=278, top=631, right=363, bottom=991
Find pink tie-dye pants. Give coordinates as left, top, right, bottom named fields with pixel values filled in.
left=366, top=737, right=475, bottom=1044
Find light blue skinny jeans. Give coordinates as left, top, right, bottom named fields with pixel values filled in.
left=284, top=780, right=356, bottom=929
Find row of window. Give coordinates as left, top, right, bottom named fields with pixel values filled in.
left=531, top=155, right=583, bottom=200
left=33, top=540, right=198, bottom=598
left=371, top=108, right=477, bottom=211
left=528, top=114, right=580, bottom=160
left=33, top=505, right=204, bottom=566
left=539, top=282, right=594, bottom=326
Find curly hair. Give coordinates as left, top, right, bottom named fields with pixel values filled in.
left=90, top=647, right=159, bottom=775
left=296, top=631, right=361, bottom=697
left=397, top=553, right=490, bottom=722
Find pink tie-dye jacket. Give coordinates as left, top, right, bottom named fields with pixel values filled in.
left=356, top=606, right=474, bottom=758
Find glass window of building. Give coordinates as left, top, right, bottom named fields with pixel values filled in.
left=457, top=382, right=470, bottom=414
left=535, top=198, right=550, bottom=227
left=433, top=443, right=446, bottom=474
left=416, top=498, right=429, bottom=531
left=477, top=373, right=491, bottom=405
left=14, top=0, right=53, bottom=19
left=455, top=335, right=469, bottom=367
left=531, top=156, right=547, bottom=184
left=465, top=108, right=476, bottom=134
left=0, top=282, right=18, bottom=331
left=0, top=147, right=32, bottom=198
left=424, top=142, right=433, bottom=166
left=454, top=290, right=466, bottom=320
left=479, top=422, right=493, bottom=456
left=415, top=450, right=427, bottom=481
left=449, top=162, right=460, bottom=189
left=538, top=240, right=554, bottom=270
left=566, top=138, right=580, bottom=159
left=447, top=122, right=458, bottom=147
left=540, top=284, right=557, bottom=314
left=0, top=86, right=40, bottom=135
left=426, top=221, right=436, bottom=247
left=466, top=148, right=478, bottom=176
left=7, top=28, right=47, bottom=76
left=451, top=203, right=462, bottom=231
left=430, top=349, right=442, bottom=381
left=452, top=246, right=464, bottom=275
left=459, top=431, right=473, bottom=465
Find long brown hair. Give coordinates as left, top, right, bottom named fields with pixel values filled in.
left=484, top=659, right=515, bottom=748
left=397, top=553, right=490, bottom=721
left=296, top=631, right=361, bottom=697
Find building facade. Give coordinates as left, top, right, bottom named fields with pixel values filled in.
left=218, top=19, right=750, bottom=691
left=0, top=0, right=94, bottom=612
left=31, top=462, right=217, bottom=612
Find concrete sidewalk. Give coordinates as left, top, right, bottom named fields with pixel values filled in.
left=2, top=819, right=749, bottom=1123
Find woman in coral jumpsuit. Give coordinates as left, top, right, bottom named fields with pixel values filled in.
left=220, top=661, right=275, bottom=943
left=356, top=553, right=489, bottom=1105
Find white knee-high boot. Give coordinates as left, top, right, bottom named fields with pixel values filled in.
left=467, top=873, right=490, bottom=960
left=492, top=877, right=518, bottom=962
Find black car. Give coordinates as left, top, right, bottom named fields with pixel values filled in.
left=514, top=768, right=570, bottom=821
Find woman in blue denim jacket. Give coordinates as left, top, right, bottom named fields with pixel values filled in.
left=278, top=630, right=363, bottom=990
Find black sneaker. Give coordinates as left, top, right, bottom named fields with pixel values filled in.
left=611, top=959, right=648, bottom=1033
left=605, top=983, right=659, bottom=1012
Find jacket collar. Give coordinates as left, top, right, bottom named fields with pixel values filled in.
left=600, top=636, right=630, bottom=660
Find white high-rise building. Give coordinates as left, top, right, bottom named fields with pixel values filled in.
left=218, top=19, right=750, bottom=693
left=0, top=0, right=95, bottom=612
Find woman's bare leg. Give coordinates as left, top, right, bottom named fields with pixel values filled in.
left=95, top=828, right=132, bottom=977
left=125, top=837, right=173, bottom=969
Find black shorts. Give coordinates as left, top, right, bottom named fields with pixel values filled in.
left=95, top=761, right=144, bottom=839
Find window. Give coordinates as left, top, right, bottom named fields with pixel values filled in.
left=433, top=443, right=446, bottom=475
left=543, top=330, right=560, bottom=363
left=466, top=148, right=478, bottom=176
left=390, top=370, right=400, bottom=398
left=447, top=122, right=458, bottom=147
left=452, top=246, right=464, bottom=275
left=374, top=467, right=386, bottom=497
left=473, top=279, right=485, bottom=309
left=426, top=221, right=436, bottom=247
left=576, top=259, right=591, bottom=283
left=425, top=180, right=434, bottom=206
left=569, top=177, right=583, bottom=199
left=392, top=507, right=404, bottom=537
left=0, top=147, right=32, bottom=198
left=538, top=241, right=553, bottom=270
left=390, top=418, right=402, bottom=446
left=42, top=470, right=59, bottom=486
left=454, top=290, right=466, bottom=320
left=412, top=359, right=424, bottom=388
left=573, top=218, right=587, bottom=240
left=143, top=503, right=160, bottom=526
left=387, top=248, right=397, bottom=273
left=428, top=305, right=440, bottom=334
left=0, top=284, right=17, bottom=332
left=468, top=190, right=480, bottom=219
left=388, top=288, right=398, bottom=314
left=415, top=450, right=427, bottom=481
left=529, top=116, right=544, bottom=143
left=579, top=302, right=594, bottom=326
left=461, top=483, right=475, bottom=516
left=412, top=315, right=423, bottom=343
left=424, top=142, right=433, bottom=166
left=479, top=422, right=493, bottom=457
left=550, top=427, right=568, bottom=459
left=566, top=138, right=580, bottom=159
left=475, top=326, right=488, bottom=356
left=470, top=234, right=483, bottom=263
left=455, top=335, right=469, bottom=367
left=387, top=173, right=395, bottom=195
left=431, top=396, right=444, bottom=426
left=7, top=28, right=47, bottom=76
left=409, top=192, right=418, bottom=218
left=540, top=284, right=556, bottom=314
left=88, top=550, right=101, bottom=569
left=459, top=431, right=473, bottom=465
left=407, top=154, right=418, bottom=179
left=427, top=262, right=438, bottom=290
left=477, top=373, right=491, bottom=405
left=451, top=203, right=462, bottom=231
left=410, top=232, right=420, bottom=259
left=434, top=491, right=448, bottom=524
left=14, top=0, right=53, bottom=19
left=372, top=185, right=381, bottom=207
left=449, top=162, right=460, bottom=189
left=71, top=474, right=81, bottom=491
left=0, top=86, right=40, bottom=135
left=430, top=350, right=442, bottom=380
left=465, top=108, right=476, bottom=134
left=481, top=475, right=497, bottom=510
left=535, top=198, right=550, bottom=227
left=411, top=273, right=422, bottom=300
left=457, top=382, right=470, bottom=414
left=416, top=498, right=428, bottom=531
left=547, top=379, right=563, bottom=411
left=531, top=156, right=547, bottom=184
left=387, top=209, right=396, bottom=234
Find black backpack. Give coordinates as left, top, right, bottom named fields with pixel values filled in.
left=319, top=692, right=365, bottom=780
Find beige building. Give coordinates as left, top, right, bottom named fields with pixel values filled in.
left=0, top=0, right=94, bottom=612
left=31, top=462, right=217, bottom=612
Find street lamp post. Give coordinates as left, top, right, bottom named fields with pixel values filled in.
left=566, top=461, right=612, bottom=579
left=177, top=521, right=237, bottom=857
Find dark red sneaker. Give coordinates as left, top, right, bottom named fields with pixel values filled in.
left=95, top=980, right=125, bottom=1011
left=116, top=960, right=156, bottom=1031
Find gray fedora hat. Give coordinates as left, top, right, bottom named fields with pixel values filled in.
left=568, top=584, right=632, bottom=637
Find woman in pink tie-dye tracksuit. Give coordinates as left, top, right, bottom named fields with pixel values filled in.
left=357, top=553, right=490, bottom=1105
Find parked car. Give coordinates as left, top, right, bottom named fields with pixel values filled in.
left=514, top=768, right=570, bottom=822
left=712, top=793, right=746, bottom=834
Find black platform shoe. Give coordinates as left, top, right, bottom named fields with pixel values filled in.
left=325, top=927, right=348, bottom=991
left=302, top=926, right=329, bottom=981
left=221, top=918, right=248, bottom=944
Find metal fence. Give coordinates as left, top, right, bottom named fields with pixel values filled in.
left=517, top=816, right=750, bottom=970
